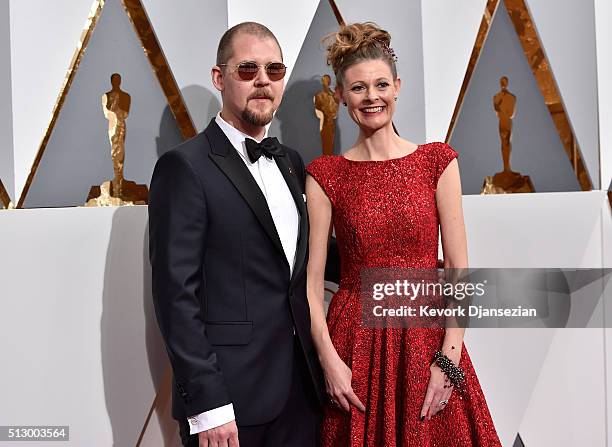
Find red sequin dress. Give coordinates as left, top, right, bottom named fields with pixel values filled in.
left=306, top=142, right=501, bottom=447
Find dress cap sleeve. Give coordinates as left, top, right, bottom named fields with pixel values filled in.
left=306, top=156, right=338, bottom=206
left=433, top=142, right=459, bottom=188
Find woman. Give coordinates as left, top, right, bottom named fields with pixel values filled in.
left=305, top=22, right=501, bottom=446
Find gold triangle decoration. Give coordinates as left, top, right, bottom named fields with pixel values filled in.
left=445, top=0, right=499, bottom=145
left=16, top=0, right=196, bottom=208
left=135, top=363, right=175, bottom=447
left=122, top=0, right=195, bottom=139
left=328, top=0, right=346, bottom=26
left=445, top=0, right=593, bottom=191
left=0, top=178, right=12, bottom=208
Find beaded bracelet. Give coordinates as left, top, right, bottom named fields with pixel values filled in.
left=433, top=350, right=465, bottom=389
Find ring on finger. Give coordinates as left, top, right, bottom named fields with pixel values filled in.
left=439, top=399, right=448, bottom=405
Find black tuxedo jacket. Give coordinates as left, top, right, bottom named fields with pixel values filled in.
left=148, top=119, right=325, bottom=425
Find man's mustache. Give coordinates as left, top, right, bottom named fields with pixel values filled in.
left=248, top=90, right=274, bottom=101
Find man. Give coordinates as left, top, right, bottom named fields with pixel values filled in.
left=149, top=22, right=324, bottom=447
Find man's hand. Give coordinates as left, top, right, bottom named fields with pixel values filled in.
left=198, top=420, right=239, bottom=447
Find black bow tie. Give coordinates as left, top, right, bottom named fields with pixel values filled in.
left=244, top=137, right=285, bottom=163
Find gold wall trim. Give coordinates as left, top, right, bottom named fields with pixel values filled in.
left=446, top=0, right=500, bottom=144
left=505, top=0, right=592, bottom=190
left=328, top=0, right=345, bottom=26
left=17, top=0, right=196, bottom=208
left=122, top=0, right=196, bottom=140
left=446, top=0, right=593, bottom=191
left=135, top=363, right=173, bottom=447
left=0, top=178, right=11, bottom=208
left=17, top=0, right=105, bottom=208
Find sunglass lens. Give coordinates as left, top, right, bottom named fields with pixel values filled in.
left=266, top=63, right=286, bottom=81
left=236, top=62, right=259, bottom=80
left=235, top=62, right=286, bottom=81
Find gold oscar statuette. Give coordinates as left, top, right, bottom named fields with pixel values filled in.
left=314, top=74, right=339, bottom=156
left=86, top=73, right=148, bottom=206
left=481, top=76, right=534, bottom=194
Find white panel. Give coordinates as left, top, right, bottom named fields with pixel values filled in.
left=464, top=328, right=554, bottom=447
left=595, top=0, right=612, bottom=191
left=463, top=191, right=604, bottom=268
left=0, top=192, right=609, bottom=445
left=138, top=366, right=182, bottom=447
left=0, top=206, right=169, bottom=446
left=9, top=0, right=96, bottom=201
left=460, top=191, right=607, bottom=445
left=0, top=0, right=14, bottom=201
left=520, top=329, right=606, bottom=446
left=421, top=0, right=489, bottom=142
left=505, top=187, right=607, bottom=447
left=603, top=196, right=612, bottom=444
left=142, top=0, right=228, bottom=132
left=227, top=0, right=320, bottom=82
left=527, top=0, right=600, bottom=188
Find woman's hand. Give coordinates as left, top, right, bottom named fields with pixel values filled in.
left=322, top=354, right=366, bottom=413
left=420, top=362, right=454, bottom=420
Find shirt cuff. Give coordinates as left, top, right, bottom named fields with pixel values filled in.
left=187, top=403, right=235, bottom=435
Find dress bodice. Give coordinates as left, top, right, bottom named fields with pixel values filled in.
left=307, top=142, right=458, bottom=288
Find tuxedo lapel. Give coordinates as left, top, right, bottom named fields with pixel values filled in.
left=275, top=154, right=306, bottom=217
left=205, top=120, right=286, bottom=260
left=275, top=154, right=309, bottom=283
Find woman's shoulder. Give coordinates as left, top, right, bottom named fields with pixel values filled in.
left=306, top=154, right=343, bottom=175
left=419, top=141, right=458, bottom=156
left=419, top=142, right=459, bottom=186
left=305, top=154, right=345, bottom=205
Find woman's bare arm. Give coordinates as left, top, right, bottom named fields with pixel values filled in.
left=305, top=175, right=337, bottom=364
left=435, top=158, right=468, bottom=363
left=305, top=174, right=365, bottom=412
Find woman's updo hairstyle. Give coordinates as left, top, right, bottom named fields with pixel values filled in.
left=324, top=22, right=398, bottom=87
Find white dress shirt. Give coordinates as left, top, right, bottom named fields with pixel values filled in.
left=188, top=113, right=300, bottom=435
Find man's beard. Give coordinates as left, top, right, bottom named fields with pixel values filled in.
left=242, top=104, right=275, bottom=127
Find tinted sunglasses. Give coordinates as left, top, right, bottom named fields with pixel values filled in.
left=219, top=61, right=287, bottom=81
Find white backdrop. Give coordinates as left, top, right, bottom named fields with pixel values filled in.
left=1, top=1, right=612, bottom=445
left=0, top=191, right=610, bottom=446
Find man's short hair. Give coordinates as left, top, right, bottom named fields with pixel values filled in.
left=216, top=22, right=283, bottom=65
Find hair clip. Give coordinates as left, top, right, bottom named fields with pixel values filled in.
left=374, top=38, right=398, bottom=63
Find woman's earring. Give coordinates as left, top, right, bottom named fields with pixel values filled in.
left=343, top=101, right=347, bottom=106
left=394, top=97, right=398, bottom=102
